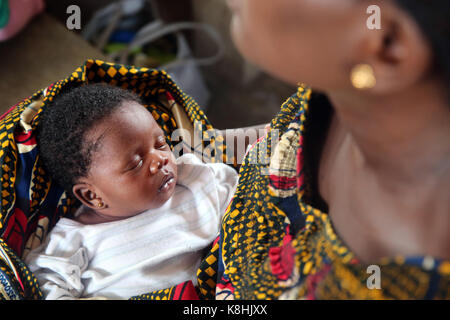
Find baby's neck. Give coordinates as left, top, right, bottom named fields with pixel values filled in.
left=74, top=205, right=124, bottom=225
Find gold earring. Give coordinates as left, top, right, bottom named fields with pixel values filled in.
left=97, top=201, right=104, bottom=208
left=350, top=64, right=376, bottom=90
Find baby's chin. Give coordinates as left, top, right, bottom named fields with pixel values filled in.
left=149, top=175, right=177, bottom=209
left=160, top=179, right=177, bottom=202
left=159, top=172, right=176, bottom=194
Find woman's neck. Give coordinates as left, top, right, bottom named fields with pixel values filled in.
left=321, top=83, right=450, bottom=261
left=328, top=83, right=450, bottom=187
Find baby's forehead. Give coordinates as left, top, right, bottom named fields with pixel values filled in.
left=84, top=103, right=161, bottom=152
left=92, top=101, right=154, bottom=131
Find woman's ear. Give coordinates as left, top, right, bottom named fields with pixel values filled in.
left=364, top=2, right=433, bottom=94
left=72, top=183, right=103, bottom=210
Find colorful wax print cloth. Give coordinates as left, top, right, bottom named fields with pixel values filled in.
left=0, top=59, right=227, bottom=300
left=213, top=85, right=450, bottom=300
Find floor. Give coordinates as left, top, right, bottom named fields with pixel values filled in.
left=0, top=13, right=106, bottom=111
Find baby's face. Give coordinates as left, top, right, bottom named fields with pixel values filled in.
left=81, top=101, right=177, bottom=219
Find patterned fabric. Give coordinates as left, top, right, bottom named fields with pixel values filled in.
left=212, top=85, right=450, bottom=300
left=2, top=59, right=448, bottom=300
left=0, top=59, right=227, bottom=300
left=130, top=281, right=200, bottom=300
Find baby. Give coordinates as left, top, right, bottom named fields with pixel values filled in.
left=25, top=83, right=238, bottom=299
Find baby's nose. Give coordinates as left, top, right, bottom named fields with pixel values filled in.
left=149, top=154, right=169, bottom=174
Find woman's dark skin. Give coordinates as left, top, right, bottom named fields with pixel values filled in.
left=227, top=0, right=450, bottom=262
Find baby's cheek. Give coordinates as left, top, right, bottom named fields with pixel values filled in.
left=148, top=191, right=173, bottom=210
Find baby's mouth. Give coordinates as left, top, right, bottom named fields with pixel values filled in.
left=158, top=172, right=175, bottom=193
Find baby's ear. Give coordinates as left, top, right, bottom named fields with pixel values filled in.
left=72, top=183, right=102, bottom=209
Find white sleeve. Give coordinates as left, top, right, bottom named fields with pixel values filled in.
left=24, top=223, right=89, bottom=300
left=206, top=162, right=239, bottom=215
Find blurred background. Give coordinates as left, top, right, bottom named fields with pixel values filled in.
left=0, top=0, right=295, bottom=129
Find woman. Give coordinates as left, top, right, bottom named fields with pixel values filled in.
left=212, top=0, right=449, bottom=299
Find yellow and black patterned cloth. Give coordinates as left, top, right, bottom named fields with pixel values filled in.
left=0, top=59, right=226, bottom=300
left=212, top=86, right=450, bottom=300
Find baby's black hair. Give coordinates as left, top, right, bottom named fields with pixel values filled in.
left=38, top=83, right=143, bottom=194
left=395, top=0, right=450, bottom=90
